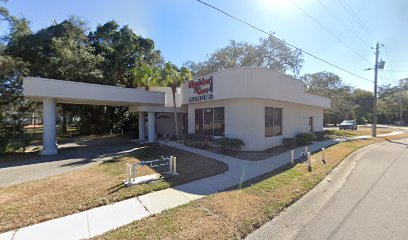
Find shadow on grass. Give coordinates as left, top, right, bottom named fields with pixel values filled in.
left=0, top=138, right=139, bottom=169
left=226, top=162, right=297, bottom=192
left=384, top=138, right=408, bottom=147
left=225, top=142, right=339, bottom=192
left=100, top=158, right=121, bottom=164
left=108, top=183, right=126, bottom=195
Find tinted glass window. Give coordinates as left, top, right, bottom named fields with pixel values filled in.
left=195, top=109, right=203, bottom=135
left=265, top=107, right=274, bottom=137
left=273, top=108, right=282, bottom=136
left=265, top=107, right=282, bottom=137
left=204, top=108, right=213, bottom=135
left=214, top=107, right=225, bottom=136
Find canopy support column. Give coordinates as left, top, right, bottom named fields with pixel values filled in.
left=147, top=112, right=156, bottom=142
left=138, top=112, right=145, bottom=141
left=41, top=98, right=58, bottom=155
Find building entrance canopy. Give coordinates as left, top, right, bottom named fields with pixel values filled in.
left=23, top=77, right=167, bottom=155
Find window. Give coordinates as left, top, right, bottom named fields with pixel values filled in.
left=194, top=107, right=225, bottom=136
left=204, top=108, right=213, bottom=135
left=265, top=107, right=274, bottom=137
left=308, top=117, right=313, bottom=132
left=273, top=108, right=282, bottom=135
left=195, top=109, right=203, bottom=134
left=265, top=107, right=282, bottom=137
left=214, top=107, right=225, bottom=136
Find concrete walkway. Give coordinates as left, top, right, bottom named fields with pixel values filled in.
left=0, top=131, right=404, bottom=240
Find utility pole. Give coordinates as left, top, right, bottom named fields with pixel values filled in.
left=370, top=42, right=386, bottom=137
left=372, top=42, right=380, bottom=137
left=399, top=79, right=403, bottom=125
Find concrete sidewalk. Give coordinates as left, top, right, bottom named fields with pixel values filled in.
left=0, top=131, right=403, bottom=240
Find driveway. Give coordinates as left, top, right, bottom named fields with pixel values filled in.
left=0, top=136, right=140, bottom=188
left=247, top=137, right=408, bottom=240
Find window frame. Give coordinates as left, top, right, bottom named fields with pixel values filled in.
left=265, top=107, right=282, bottom=137
left=213, top=107, right=225, bottom=137
left=194, top=107, right=225, bottom=137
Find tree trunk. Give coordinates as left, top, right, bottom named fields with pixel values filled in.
left=172, top=88, right=179, bottom=139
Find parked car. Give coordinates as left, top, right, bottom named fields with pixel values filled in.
left=339, top=120, right=357, bottom=130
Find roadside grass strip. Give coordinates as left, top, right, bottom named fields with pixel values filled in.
left=94, top=133, right=408, bottom=240
left=325, top=127, right=392, bottom=137
left=0, top=145, right=228, bottom=233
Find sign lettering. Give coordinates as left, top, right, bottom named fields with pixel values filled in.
left=187, top=76, right=213, bottom=102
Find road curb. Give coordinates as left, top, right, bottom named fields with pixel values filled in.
left=245, top=141, right=385, bottom=240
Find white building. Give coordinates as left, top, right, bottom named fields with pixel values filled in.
left=23, top=67, right=330, bottom=155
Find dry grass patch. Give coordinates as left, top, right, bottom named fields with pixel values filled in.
left=0, top=144, right=228, bottom=233
left=95, top=133, right=408, bottom=240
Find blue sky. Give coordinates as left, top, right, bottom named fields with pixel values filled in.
left=3, top=0, right=407, bottom=91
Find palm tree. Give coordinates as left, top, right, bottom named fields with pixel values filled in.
left=162, top=62, right=192, bottom=139
left=130, top=63, right=161, bottom=90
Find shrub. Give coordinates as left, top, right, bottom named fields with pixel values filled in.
left=0, top=136, right=7, bottom=155
left=4, top=134, right=32, bottom=153
left=295, top=132, right=316, bottom=146
left=170, top=134, right=178, bottom=141
left=182, top=134, right=214, bottom=148
left=282, top=138, right=294, bottom=147
left=313, top=131, right=326, bottom=141
left=214, top=137, right=245, bottom=151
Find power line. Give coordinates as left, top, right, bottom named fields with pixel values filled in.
left=383, top=70, right=408, bottom=73
left=337, top=0, right=377, bottom=40
left=315, top=0, right=372, bottom=48
left=288, top=0, right=371, bottom=64
left=379, top=72, right=393, bottom=86
left=382, top=49, right=404, bottom=85
left=195, top=0, right=373, bottom=82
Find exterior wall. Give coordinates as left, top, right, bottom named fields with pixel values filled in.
left=129, top=87, right=186, bottom=113
left=149, top=87, right=182, bottom=108
left=156, top=112, right=186, bottom=137
left=181, top=67, right=331, bottom=109
left=188, top=98, right=324, bottom=151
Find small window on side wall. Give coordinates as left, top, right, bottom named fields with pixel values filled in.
left=214, top=107, right=225, bottom=136
left=265, top=107, right=282, bottom=137
left=273, top=108, right=282, bottom=136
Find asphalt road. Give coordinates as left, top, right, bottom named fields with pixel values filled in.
left=0, top=136, right=140, bottom=188
left=247, top=138, right=408, bottom=240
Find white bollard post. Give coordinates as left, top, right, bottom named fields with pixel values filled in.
left=173, top=157, right=177, bottom=174
left=291, top=150, right=295, bottom=165
left=110, top=130, right=113, bottom=135
left=121, top=129, right=124, bottom=136
left=132, top=163, right=137, bottom=179
left=126, top=163, right=131, bottom=184
left=307, top=152, right=312, bottom=172
left=322, top=148, right=326, bottom=164
left=169, top=156, right=173, bottom=173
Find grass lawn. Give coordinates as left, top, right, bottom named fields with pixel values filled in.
left=94, top=133, right=408, bottom=240
left=325, top=127, right=393, bottom=137
left=0, top=144, right=228, bottom=233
